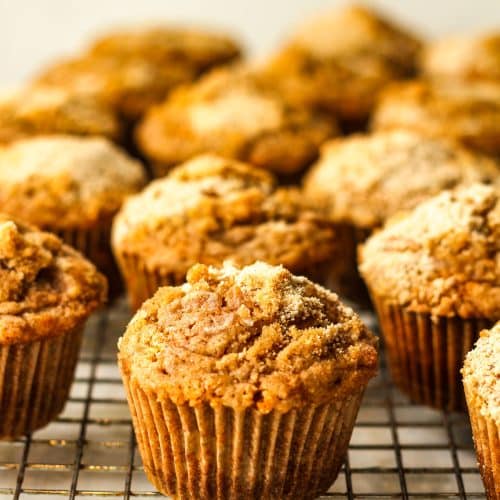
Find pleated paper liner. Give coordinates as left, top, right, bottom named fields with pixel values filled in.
left=463, top=378, right=500, bottom=500
left=55, top=222, right=122, bottom=299
left=0, top=327, right=83, bottom=439
left=372, top=296, right=492, bottom=411
left=122, top=371, right=365, bottom=499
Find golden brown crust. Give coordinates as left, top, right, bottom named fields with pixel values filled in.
left=462, top=322, right=500, bottom=424
left=422, top=32, right=500, bottom=82
left=135, top=67, right=338, bottom=176
left=118, top=261, right=378, bottom=412
left=360, top=184, right=500, bottom=319
left=112, top=154, right=337, bottom=279
left=304, top=130, right=500, bottom=229
left=0, top=216, right=107, bottom=345
left=0, top=86, right=121, bottom=144
left=0, top=135, right=146, bottom=230
left=372, top=80, right=500, bottom=155
left=261, top=5, right=422, bottom=122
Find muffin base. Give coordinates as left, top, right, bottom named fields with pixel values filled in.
left=373, top=297, right=491, bottom=411
left=0, top=327, right=83, bottom=439
left=122, top=372, right=365, bottom=499
left=463, top=378, right=500, bottom=500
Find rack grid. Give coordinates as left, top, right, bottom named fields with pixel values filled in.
left=0, top=299, right=486, bottom=499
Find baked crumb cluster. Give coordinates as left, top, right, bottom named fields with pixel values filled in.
left=463, top=323, right=500, bottom=423
left=113, top=154, right=336, bottom=278
left=0, top=217, right=106, bottom=344
left=360, top=184, right=500, bottom=318
left=119, top=261, right=377, bottom=412
left=0, top=136, right=145, bottom=229
left=304, top=130, right=500, bottom=228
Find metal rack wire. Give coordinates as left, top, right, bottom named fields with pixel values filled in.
left=0, top=299, right=487, bottom=499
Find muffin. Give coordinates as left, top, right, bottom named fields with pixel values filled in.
left=422, top=32, right=500, bottom=82
left=262, top=4, right=422, bottom=127
left=112, top=154, right=337, bottom=309
left=118, top=261, right=378, bottom=498
left=0, top=135, right=146, bottom=295
left=0, top=216, right=106, bottom=438
left=36, top=25, right=242, bottom=122
left=304, top=130, right=500, bottom=300
left=372, top=79, right=500, bottom=156
left=0, top=85, right=121, bottom=145
left=360, top=184, right=499, bottom=410
left=462, top=323, right=499, bottom=500
left=135, top=67, right=338, bottom=179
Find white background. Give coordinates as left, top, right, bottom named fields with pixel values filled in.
left=1, top=0, right=499, bottom=86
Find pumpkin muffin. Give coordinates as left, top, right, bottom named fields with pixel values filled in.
left=0, top=85, right=121, bottom=144
left=262, top=4, right=422, bottom=127
left=0, top=216, right=106, bottom=438
left=422, top=32, right=500, bottom=82
left=0, top=135, right=146, bottom=295
left=118, top=261, right=378, bottom=499
left=360, top=184, right=500, bottom=410
left=112, top=154, right=337, bottom=309
left=304, top=130, right=500, bottom=300
left=37, top=25, right=242, bottom=122
left=462, top=323, right=499, bottom=500
left=372, top=79, right=500, bottom=156
left=135, top=67, right=338, bottom=179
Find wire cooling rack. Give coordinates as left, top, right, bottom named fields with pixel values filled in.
left=0, top=299, right=487, bottom=499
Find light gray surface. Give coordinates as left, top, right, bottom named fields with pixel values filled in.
left=1, top=0, right=499, bottom=85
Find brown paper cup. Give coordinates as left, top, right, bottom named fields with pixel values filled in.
left=463, top=378, right=500, bottom=500
left=372, top=296, right=491, bottom=411
left=122, top=371, right=364, bottom=499
left=0, top=327, right=83, bottom=439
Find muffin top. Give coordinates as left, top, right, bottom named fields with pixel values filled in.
left=89, top=24, right=242, bottom=71
left=463, top=322, right=500, bottom=424
left=118, top=261, right=378, bottom=412
left=0, top=135, right=146, bottom=229
left=0, top=86, right=121, bottom=144
left=0, top=216, right=106, bottom=345
left=262, top=5, right=421, bottom=121
left=304, top=130, right=500, bottom=229
left=112, top=154, right=336, bottom=277
left=422, top=32, right=500, bottom=82
left=135, top=67, right=338, bottom=175
left=372, top=80, right=500, bottom=155
left=360, top=184, right=500, bottom=319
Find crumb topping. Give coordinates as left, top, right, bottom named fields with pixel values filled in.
left=0, top=135, right=145, bottom=229
left=112, top=154, right=337, bottom=278
left=463, top=322, right=500, bottom=424
left=304, top=130, right=500, bottom=228
left=0, top=217, right=107, bottom=344
left=118, top=262, right=377, bottom=412
left=360, top=184, right=500, bottom=318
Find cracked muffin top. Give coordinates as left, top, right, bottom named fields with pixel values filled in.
left=0, top=216, right=107, bottom=345
left=463, top=322, right=500, bottom=424
left=359, top=184, right=500, bottom=319
left=135, top=67, right=338, bottom=176
left=118, top=261, right=378, bottom=412
left=112, top=154, right=337, bottom=278
left=372, top=80, right=500, bottom=155
left=0, top=135, right=146, bottom=230
left=422, top=32, right=500, bottom=82
left=262, top=5, right=422, bottom=122
left=0, top=86, right=121, bottom=144
left=304, top=130, right=500, bottom=229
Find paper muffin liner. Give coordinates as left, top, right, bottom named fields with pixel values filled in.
left=372, top=296, right=491, bottom=411
left=122, top=372, right=365, bottom=499
left=55, top=223, right=121, bottom=298
left=0, top=326, right=83, bottom=439
left=463, top=378, right=500, bottom=500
